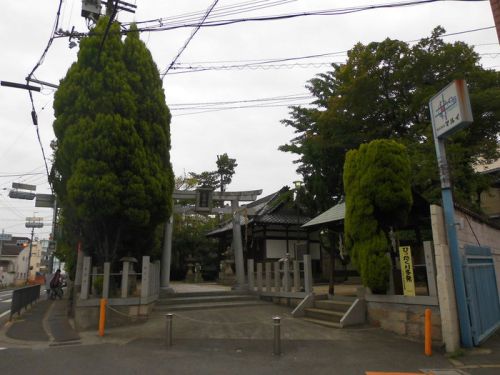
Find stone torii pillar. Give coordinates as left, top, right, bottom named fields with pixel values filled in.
left=231, top=200, right=245, bottom=289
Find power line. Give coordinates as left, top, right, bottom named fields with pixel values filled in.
left=135, top=0, right=490, bottom=34
left=161, top=0, right=220, bottom=79
left=25, top=0, right=63, bottom=193
left=0, top=172, right=46, bottom=179
left=124, top=0, right=298, bottom=28
left=169, top=61, right=341, bottom=74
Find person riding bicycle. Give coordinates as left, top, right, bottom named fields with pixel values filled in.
left=50, top=269, right=62, bottom=292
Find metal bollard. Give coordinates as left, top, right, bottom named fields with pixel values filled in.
left=273, top=316, right=281, bottom=355
left=165, top=313, right=173, bottom=347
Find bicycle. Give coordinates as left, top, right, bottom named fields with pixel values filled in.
left=48, top=285, right=64, bottom=300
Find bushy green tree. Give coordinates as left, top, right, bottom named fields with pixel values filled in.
left=189, top=153, right=238, bottom=191
left=51, top=19, right=173, bottom=265
left=344, top=140, right=412, bottom=293
left=281, top=27, right=500, bottom=213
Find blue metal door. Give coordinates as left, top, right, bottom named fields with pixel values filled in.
left=463, top=245, right=500, bottom=345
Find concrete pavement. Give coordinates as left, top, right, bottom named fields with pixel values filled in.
left=1, top=282, right=500, bottom=374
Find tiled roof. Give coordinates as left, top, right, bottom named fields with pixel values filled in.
left=302, top=202, right=345, bottom=228
left=0, top=244, right=24, bottom=256
left=255, top=214, right=311, bottom=225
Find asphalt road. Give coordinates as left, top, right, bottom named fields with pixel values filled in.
left=0, top=290, right=13, bottom=320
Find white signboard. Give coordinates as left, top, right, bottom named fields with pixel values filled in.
left=429, top=79, right=473, bottom=138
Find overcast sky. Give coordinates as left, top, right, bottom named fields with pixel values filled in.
left=0, top=0, right=498, bottom=239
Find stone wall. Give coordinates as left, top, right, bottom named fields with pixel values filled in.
left=74, top=301, right=154, bottom=330
left=367, top=302, right=442, bottom=345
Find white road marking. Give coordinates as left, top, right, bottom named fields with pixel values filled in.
left=1, top=299, right=12, bottom=303
left=0, top=309, right=10, bottom=319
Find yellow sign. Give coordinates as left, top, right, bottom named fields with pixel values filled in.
left=399, top=246, right=415, bottom=296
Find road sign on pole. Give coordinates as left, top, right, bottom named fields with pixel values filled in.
left=25, top=217, right=44, bottom=228
left=429, top=79, right=474, bottom=348
left=429, top=79, right=473, bottom=138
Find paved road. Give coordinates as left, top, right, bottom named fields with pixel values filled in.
left=0, top=290, right=13, bottom=320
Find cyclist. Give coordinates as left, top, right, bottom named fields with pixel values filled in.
left=49, top=269, right=63, bottom=299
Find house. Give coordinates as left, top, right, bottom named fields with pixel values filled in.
left=0, top=237, right=30, bottom=286
left=207, top=187, right=324, bottom=277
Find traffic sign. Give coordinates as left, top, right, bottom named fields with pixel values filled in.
left=12, top=182, right=36, bottom=191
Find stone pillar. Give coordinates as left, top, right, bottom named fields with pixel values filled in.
left=265, top=262, right=272, bottom=292
left=121, top=261, right=130, bottom=298
left=293, top=260, right=300, bottom=292
left=303, top=254, right=313, bottom=294
left=247, top=259, right=254, bottom=291
left=231, top=200, right=246, bottom=289
left=161, top=215, right=174, bottom=292
left=431, top=205, right=460, bottom=352
left=141, top=256, right=150, bottom=300
left=424, top=241, right=438, bottom=297
left=283, top=259, right=290, bottom=292
left=274, top=261, right=281, bottom=292
left=103, top=262, right=110, bottom=299
left=256, top=262, right=263, bottom=292
left=80, top=256, right=91, bottom=300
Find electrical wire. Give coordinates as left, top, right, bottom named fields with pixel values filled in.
left=161, top=0, right=220, bottom=79
left=132, top=0, right=489, bottom=34
left=24, top=0, right=63, bottom=192
left=124, top=0, right=298, bottom=28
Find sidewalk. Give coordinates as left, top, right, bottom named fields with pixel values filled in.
left=0, top=292, right=80, bottom=347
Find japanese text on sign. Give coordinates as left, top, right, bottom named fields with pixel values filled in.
left=399, top=246, right=416, bottom=296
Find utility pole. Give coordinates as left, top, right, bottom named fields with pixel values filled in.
left=25, top=217, right=43, bottom=283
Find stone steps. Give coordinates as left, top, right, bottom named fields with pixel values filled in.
left=155, top=291, right=267, bottom=312
left=301, top=317, right=342, bottom=329
left=301, top=296, right=358, bottom=328
left=156, top=294, right=256, bottom=305
left=314, top=299, right=353, bottom=313
left=304, top=307, right=344, bottom=323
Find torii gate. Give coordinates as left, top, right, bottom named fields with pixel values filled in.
left=161, top=189, right=262, bottom=291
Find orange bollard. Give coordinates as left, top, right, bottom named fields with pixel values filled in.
left=99, top=298, right=107, bottom=337
left=425, top=308, right=432, bottom=356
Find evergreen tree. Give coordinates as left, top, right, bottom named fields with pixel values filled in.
left=51, top=18, right=173, bottom=264
left=344, top=140, right=412, bottom=294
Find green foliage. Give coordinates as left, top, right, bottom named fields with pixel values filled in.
left=216, top=153, right=238, bottom=192
left=281, top=27, right=500, bottom=213
left=344, top=140, right=412, bottom=294
left=93, top=275, right=104, bottom=296
left=189, top=153, right=238, bottom=191
left=170, top=214, right=219, bottom=280
left=51, top=19, right=173, bottom=264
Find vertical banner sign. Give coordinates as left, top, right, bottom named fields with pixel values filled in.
left=399, top=246, right=416, bottom=296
